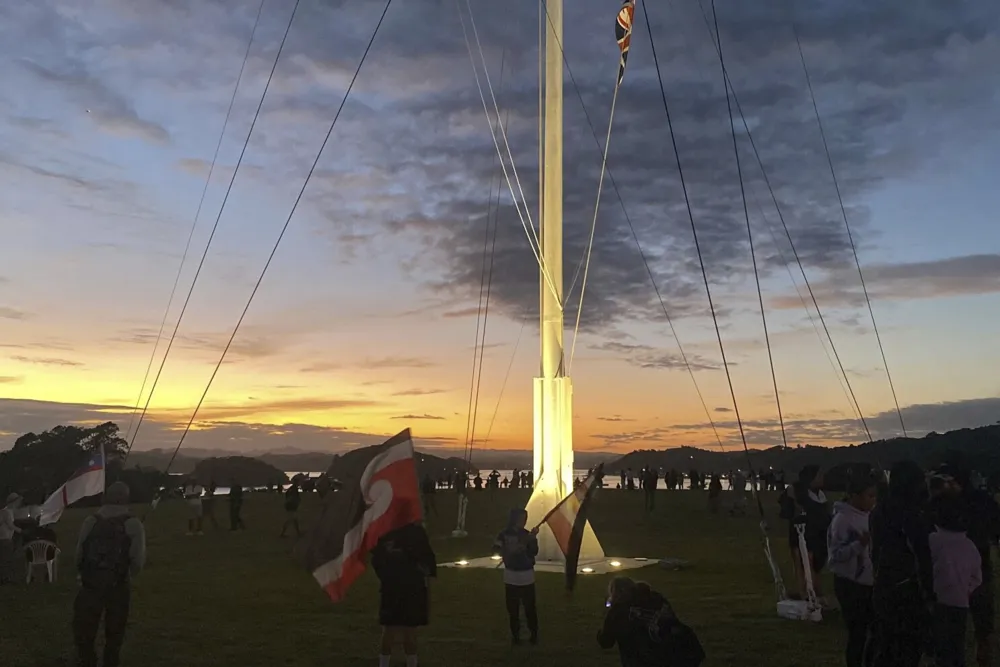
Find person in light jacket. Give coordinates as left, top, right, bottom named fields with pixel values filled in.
left=828, top=472, right=878, bottom=667
left=928, top=495, right=983, bottom=667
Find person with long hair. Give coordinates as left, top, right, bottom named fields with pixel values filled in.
left=869, top=460, right=934, bottom=667
left=828, top=472, right=878, bottom=667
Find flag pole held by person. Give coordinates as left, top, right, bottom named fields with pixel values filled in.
left=533, top=464, right=604, bottom=590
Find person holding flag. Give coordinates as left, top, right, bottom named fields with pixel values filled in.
left=493, top=508, right=540, bottom=645
left=301, top=429, right=429, bottom=667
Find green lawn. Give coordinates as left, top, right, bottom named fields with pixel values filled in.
left=5, top=489, right=853, bottom=666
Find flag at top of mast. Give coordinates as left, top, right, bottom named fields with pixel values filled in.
left=616, top=0, right=635, bottom=86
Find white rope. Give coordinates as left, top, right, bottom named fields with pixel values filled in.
left=457, top=1, right=562, bottom=308
left=463, top=0, right=542, bottom=252
left=568, top=82, right=621, bottom=370
left=761, top=520, right=788, bottom=601
left=795, top=522, right=820, bottom=610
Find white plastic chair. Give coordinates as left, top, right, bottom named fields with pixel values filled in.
left=25, top=540, right=60, bottom=583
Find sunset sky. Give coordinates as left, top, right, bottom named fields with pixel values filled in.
left=1, top=0, right=999, bottom=457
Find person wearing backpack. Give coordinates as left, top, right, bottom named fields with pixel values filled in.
left=598, top=577, right=705, bottom=667
left=73, top=481, right=146, bottom=667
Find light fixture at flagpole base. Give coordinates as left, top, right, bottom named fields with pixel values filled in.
left=439, top=556, right=655, bottom=574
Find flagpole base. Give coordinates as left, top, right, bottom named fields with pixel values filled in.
left=439, top=556, right=656, bottom=575
left=450, top=530, right=468, bottom=538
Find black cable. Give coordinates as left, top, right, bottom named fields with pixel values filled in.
left=710, top=0, right=788, bottom=450
left=162, top=0, right=394, bottom=476
left=462, top=50, right=505, bottom=465
left=690, top=0, right=872, bottom=443
left=539, top=0, right=725, bottom=451
left=789, top=7, right=907, bottom=437
left=641, top=0, right=758, bottom=501
left=126, top=0, right=298, bottom=455
left=468, top=111, right=504, bottom=458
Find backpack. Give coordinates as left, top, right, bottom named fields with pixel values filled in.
left=80, top=515, right=132, bottom=588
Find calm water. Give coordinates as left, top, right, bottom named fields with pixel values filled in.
left=179, top=469, right=755, bottom=495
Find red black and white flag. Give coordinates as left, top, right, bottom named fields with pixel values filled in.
left=616, top=0, right=635, bottom=86
left=538, top=463, right=604, bottom=590
left=304, top=429, right=423, bottom=602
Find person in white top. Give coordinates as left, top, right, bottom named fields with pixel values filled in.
left=183, top=481, right=204, bottom=536
left=1, top=493, right=23, bottom=584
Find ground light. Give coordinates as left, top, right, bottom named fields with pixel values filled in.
left=441, top=556, right=660, bottom=574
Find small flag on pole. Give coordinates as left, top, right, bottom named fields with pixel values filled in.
left=616, top=0, right=636, bottom=85
left=39, top=448, right=106, bottom=526
left=303, top=429, right=423, bottom=602
left=537, top=464, right=605, bottom=590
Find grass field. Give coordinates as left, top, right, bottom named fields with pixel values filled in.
left=4, top=489, right=860, bottom=666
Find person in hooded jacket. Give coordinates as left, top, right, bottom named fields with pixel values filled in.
left=493, top=508, right=539, bottom=645
left=597, top=577, right=704, bottom=667
left=869, top=460, right=934, bottom=667
left=828, top=472, right=878, bottom=667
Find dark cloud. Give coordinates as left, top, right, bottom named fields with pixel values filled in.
left=0, top=397, right=443, bottom=453
left=598, top=341, right=719, bottom=371
left=391, top=388, right=448, bottom=396
left=260, top=0, right=1000, bottom=341
left=16, top=58, right=169, bottom=144
left=9, top=355, right=82, bottom=367
left=301, top=356, right=437, bottom=372
left=597, top=397, right=1000, bottom=450
left=111, top=327, right=289, bottom=361
left=0, top=307, right=30, bottom=320
left=392, top=414, right=446, bottom=421
left=596, top=415, right=636, bottom=423
left=771, top=254, right=1000, bottom=309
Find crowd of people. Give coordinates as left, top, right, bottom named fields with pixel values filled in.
left=3, top=456, right=999, bottom=667
left=784, top=458, right=998, bottom=667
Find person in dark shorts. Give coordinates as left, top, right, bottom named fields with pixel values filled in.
left=371, top=522, right=436, bottom=667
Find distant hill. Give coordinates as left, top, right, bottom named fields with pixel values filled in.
left=127, top=447, right=483, bottom=476
left=607, top=425, right=1000, bottom=476
left=191, top=456, right=288, bottom=487
left=327, top=448, right=476, bottom=482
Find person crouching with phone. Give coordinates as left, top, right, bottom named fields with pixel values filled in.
left=598, top=577, right=705, bottom=667
left=492, top=508, right=539, bottom=645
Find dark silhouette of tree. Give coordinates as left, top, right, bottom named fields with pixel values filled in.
left=0, top=422, right=127, bottom=502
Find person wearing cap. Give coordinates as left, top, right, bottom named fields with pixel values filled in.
left=1, top=492, right=23, bottom=584
left=73, top=481, right=146, bottom=667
